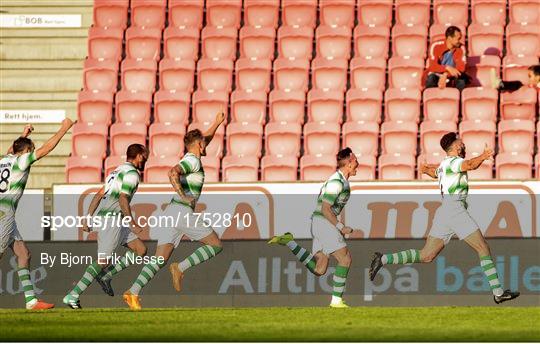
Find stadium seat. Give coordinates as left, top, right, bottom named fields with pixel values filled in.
left=466, top=55, right=501, bottom=87
left=121, top=59, right=157, bottom=92
left=467, top=24, right=504, bottom=57
left=277, top=26, right=314, bottom=60
left=244, top=0, right=279, bottom=28
left=149, top=123, right=186, bottom=157
left=498, top=120, right=536, bottom=154
left=388, top=57, right=424, bottom=89
left=130, top=0, right=166, bottom=29
left=192, top=90, right=229, bottom=125
left=509, top=0, right=540, bottom=25
left=459, top=120, right=497, bottom=156
left=261, top=155, right=298, bottom=181
left=188, top=122, right=225, bottom=157
left=353, top=25, right=390, bottom=60
left=311, top=58, right=348, bottom=92
left=269, top=90, right=306, bottom=124
left=349, top=154, right=377, bottom=181
left=239, top=26, right=276, bottom=61
left=506, top=24, right=540, bottom=57
left=378, top=154, right=416, bottom=180
left=307, top=89, right=344, bottom=124
left=168, top=0, right=204, bottom=29
left=342, top=121, right=379, bottom=156
left=423, top=88, right=460, bottom=123
left=471, top=0, right=507, bottom=26
left=230, top=90, right=267, bottom=124
left=500, top=87, right=538, bottom=121
left=496, top=152, right=533, bottom=180
left=420, top=120, right=458, bottom=155
left=315, top=25, right=352, bottom=60
left=163, top=27, right=200, bottom=61
left=391, top=25, right=428, bottom=59
left=87, top=27, right=123, bottom=61
left=468, top=160, right=494, bottom=180
left=319, top=0, right=355, bottom=28
left=303, top=122, right=341, bottom=156
left=77, top=90, right=113, bottom=125
left=282, top=0, right=317, bottom=28
left=395, top=0, right=431, bottom=27
left=384, top=88, right=421, bottom=123
left=221, top=156, right=260, bottom=182
left=109, top=122, right=147, bottom=156
left=201, top=27, right=238, bottom=61
left=381, top=121, right=418, bottom=154
left=349, top=57, right=386, bottom=91
left=433, top=0, right=469, bottom=26
left=201, top=156, right=221, bottom=182
left=461, top=87, right=498, bottom=122
left=429, top=24, right=466, bottom=45
left=66, top=156, right=103, bottom=183
left=357, top=0, right=393, bottom=27
left=197, top=58, right=234, bottom=92
left=83, top=59, right=118, bottom=92
left=265, top=122, right=302, bottom=157
left=206, top=0, right=242, bottom=28
left=346, top=89, right=383, bottom=123
left=71, top=123, right=108, bottom=158
left=115, top=90, right=152, bottom=125
left=125, top=27, right=162, bottom=61
left=227, top=123, right=263, bottom=158
left=503, top=56, right=540, bottom=85
left=235, top=58, right=272, bottom=92
left=144, top=156, right=178, bottom=183
left=300, top=155, right=336, bottom=181
left=417, top=153, right=445, bottom=180
left=93, top=0, right=129, bottom=29
left=159, top=58, right=196, bottom=92
left=104, top=155, right=125, bottom=176
left=153, top=90, right=190, bottom=125
left=272, top=58, right=310, bottom=92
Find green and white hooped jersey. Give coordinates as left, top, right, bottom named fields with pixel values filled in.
left=96, top=162, right=140, bottom=216
left=0, top=152, right=37, bottom=214
left=435, top=156, right=469, bottom=201
left=171, top=153, right=204, bottom=209
left=312, top=170, right=350, bottom=218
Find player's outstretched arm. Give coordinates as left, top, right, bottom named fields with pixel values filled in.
left=420, top=160, right=438, bottom=179
left=82, top=186, right=105, bottom=232
left=461, top=144, right=493, bottom=172
left=35, top=118, right=75, bottom=160
left=6, top=124, right=34, bottom=154
left=203, top=110, right=226, bottom=145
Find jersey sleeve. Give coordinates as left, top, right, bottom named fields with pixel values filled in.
left=16, top=152, right=37, bottom=171
left=120, top=171, right=140, bottom=196
left=322, top=180, right=343, bottom=205
left=450, top=157, right=464, bottom=173
left=179, top=155, right=201, bottom=174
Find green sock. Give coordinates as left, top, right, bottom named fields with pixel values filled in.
left=332, top=265, right=349, bottom=298
left=17, top=268, right=37, bottom=305
left=480, top=256, right=504, bottom=296
left=129, top=261, right=166, bottom=295
left=70, top=262, right=102, bottom=298
left=178, top=245, right=223, bottom=272
left=286, top=240, right=317, bottom=274
left=382, top=249, right=420, bottom=264
left=102, top=250, right=135, bottom=281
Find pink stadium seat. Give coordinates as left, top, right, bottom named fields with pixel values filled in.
left=66, top=156, right=103, bottom=183
left=197, top=58, right=234, bottom=92
left=269, top=90, right=306, bottom=124
left=423, top=88, right=460, bottom=123
left=144, top=156, right=178, bottom=183
left=206, top=0, right=242, bottom=28
left=261, top=155, right=298, bottom=181
left=188, top=122, right=225, bottom=157
left=503, top=56, right=540, bottom=85
left=303, top=122, right=341, bottom=156
left=104, top=155, right=125, bottom=177
left=159, top=58, right=196, bottom=92
left=496, top=152, right=533, bottom=179
left=93, top=0, right=128, bottom=29
left=468, top=160, right=494, bottom=180
left=433, top=0, right=469, bottom=26
left=83, top=59, right=118, bottom=92
left=353, top=25, right=390, bottom=60
left=349, top=57, right=386, bottom=91
left=316, top=25, right=352, bottom=60
left=300, top=155, right=336, bottom=181
left=388, top=57, right=424, bottom=89
left=244, top=0, right=279, bottom=28
left=346, top=89, right=383, bottom=123
left=239, top=26, right=276, bottom=61
left=168, top=0, right=204, bottom=29
left=467, top=24, right=504, bottom=57
left=349, top=154, right=377, bottom=181
left=311, top=58, right=348, bottom=92
left=319, top=0, right=355, bottom=28
left=265, top=122, right=302, bottom=157
left=273, top=58, right=310, bottom=92
left=130, top=0, right=166, bottom=29
left=471, top=0, right=507, bottom=26
left=201, top=27, right=238, bottom=61
left=277, top=26, right=314, bottom=60
left=201, top=156, right=221, bottom=182
left=395, top=0, right=431, bottom=27
left=384, top=88, right=422, bottom=123
left=459, top=120, right=497, bottom=156
left=420, top=120, right=458, bottom=155
left=509, top=0, right=540, bottom=25
left=381, top=121, right=418, bottom=154
left=506, top=24, right=540, bottom=57
left=357, top=0, right=393, bottom=27
left=461, top=87, right=498, bottom=122
left=466, top=55, right=501, bottom=87
left=392, top=25, right=428, bottom=59
left=125, top=27, right=161, bottom=61
left=121, top=59, right=157, bottom=92
left=235, top=58, right=272, bottom=92
left=230, top=90, right=267, bottom=124
left=71, top=123, right=108, bottom=158
left=110, top=122, right=147, bottom=156
left=342, top=121, right=379, bottom=156
left=87, top=27, right=123, bottom=61
left=192, top=90, right=229, bottom=125
left=378, top=154, right=416, bottom=180
left=77, top=90, right=113, bottom=125
left=163, top=27, right=200, bottom=61
left=498, top=120, right=536, bottom=154
left=115, top=90, right=152, bottom=125
left=222, top=156, right=259, bottom=182
left=282, top=0, right=317, bottom=28
left=307, top=90, right=344, bottom=124
left=417, top=153, right=445, bottom=180
left=153, top=90, right=190, bottom=125
left=429, top=24, right=466, bottom=45
left=500, top=87, right=538, bottom=120
left=149, top=123, right=186, bottom=157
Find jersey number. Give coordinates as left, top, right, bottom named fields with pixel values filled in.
left=0, top=168, right=10, bottom=193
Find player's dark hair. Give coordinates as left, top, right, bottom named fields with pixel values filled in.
left=445, top=26, right=461, bottom=38
left=528, top=64, right=540, bottom=77
left=440, top=132, right=458, bottom=152
left=126, top=144, right=148, bottom=160
left=12, top=137, right=33, bottom=154
left=184, top=129, right=204, bottom=148
left=337, top=147, right=353, bottom=166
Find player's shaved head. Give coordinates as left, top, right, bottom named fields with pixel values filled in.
left=12, top=137, right=34, bottom=154
left=337, top=147, right=353, bottom=167
left=126, top=144, right=148, bottom=160
left=440, top=132, right=458, bottom=152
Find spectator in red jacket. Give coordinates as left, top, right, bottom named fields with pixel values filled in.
left=491, top=65, right=540, bottom=92
left=424, top=26, right=468, bottom=91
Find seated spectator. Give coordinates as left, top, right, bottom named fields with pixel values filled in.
left=423, top=26, right=469, bottom=91
left=491, top=65, right=540, bottom=92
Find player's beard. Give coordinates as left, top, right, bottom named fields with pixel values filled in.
left=459, top=147, right=466, bottom=158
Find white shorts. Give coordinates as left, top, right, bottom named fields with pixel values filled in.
left=153, top=203, right=214, bottom=248
left=311, top=215, right=347, bottom=256
left=96, top=220, right=138, bottom=258
left=0, top=212, right=23, bottom=255
left=430, top=200, right=479, bottom=245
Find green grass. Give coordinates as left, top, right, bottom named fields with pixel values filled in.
left=0, top=307, right=539, bottom=341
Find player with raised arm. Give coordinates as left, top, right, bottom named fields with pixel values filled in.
left=0, top=119, right=74, bottom=309
left=268, top=148, right=359, bottom=308
left=63, top=144, right=148, bottom=309
left=369, top=132, right=520, bottom=304
left=123, top=111, right=225, bottom=310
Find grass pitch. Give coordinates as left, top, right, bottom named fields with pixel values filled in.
left=0, top=307, right=538, bottom=341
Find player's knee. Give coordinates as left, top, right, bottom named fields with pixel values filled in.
left=137, top=246, right=148, bottom=257
left=339, top=252, right=352, bottom=267
left=17, top=247, right=30, bottom=262
left=313, top=266, right=326, bottom=276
